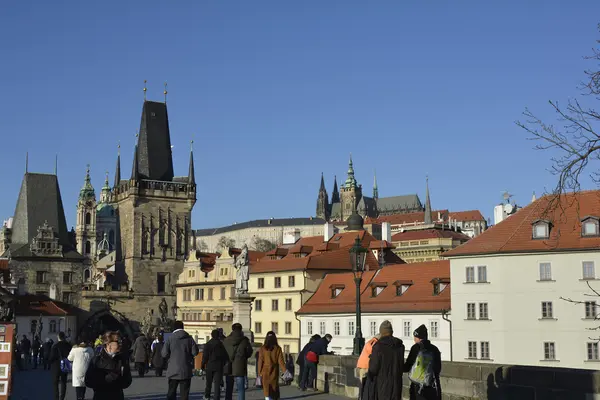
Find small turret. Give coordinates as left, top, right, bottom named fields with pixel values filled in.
left=113, top=144, right=121, bottom=188
left=424, top=176, right=432, bottom=225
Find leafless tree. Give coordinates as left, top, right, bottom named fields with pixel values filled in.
left=560, top=281, right=600, bottom=341
left=250, top=237, right=277, bottom=253
left=516, top=24, right=600, bottom=216
left=216, top=236, right=236, bottom=250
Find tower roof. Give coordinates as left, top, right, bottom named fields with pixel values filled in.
left=345, top=155, right=357, bottom=188
left=188, top=142, right=195, bottom=185
left=136, top=101, right=174, bottom=181
left=79, top=165, right=95, bottom=201
left=113, top=145, right=121, bottom=188
left=319, top=173, right=326, bottom=192
left=424, top=177, right=432, bottom=224
left=331, top=175, right=340, bottom=204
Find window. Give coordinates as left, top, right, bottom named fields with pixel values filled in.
left=220, top=287, right=226, bottom=300
left=541, top=302, right=554, bottom=318
left=585, top=301, right=597, bottom=319
left=370, top=321, right=377, bottom=337
left=477, top=266, right=487, bottom=282
left=465, top=266, right=475, bottom=283
left=587, top=342, right=599, bottom=360
left=583, top=262, right=596, bottom=280
left=157, top=273, right=167, bottom=293
left=396, top=284, right=410, bottom=296
left=403, top=321, right=412, bottom=337
left=258, top=278, right=264, bottom=289
left=533, top=221, right=550, bottom=239
left=319, top=321, right=326, bottom=335
left=467, top=303, right=476, bottom=320
left=288, top=276, right=295, bottom=287
left=371, top=286, right=385, bottom=297
left=62, top=272, right=72, bottom=284
left=582, top=218, right=599, bottom=236
left=430, top=321, right=439, bottom=338
left=468, top=341, right=477, bottom=359
left=271, top=322, right=278, bottom=334
left=285, top=298, right=292, bottom=311
left=62, top=292, right=72, bottom=303
left=539, top=263, right=552, bottom=281
left=230, top=287, right=235, bottom=298
left=85, top=212, right=91, bottom=225
left=479, top=303, right=489, bottom=320
left=480, top=342, right=490, bottom=360
left=285, top=322, right=292, bottom=335
left=255, top=300, right=262, bottom=311
left=348, top=321, right=355, bottom=336
left=334, top=321, right=340, bottom=336
left=274, top=277, right=281, bottom=288
left=85, top=240, right=91, bottom=255
left=272, top=299, right=279, bottom=311
left=208, top=288, right=213, bottom=300
left=84, top=269, right=91, bottom=282
left=206, top=312, right=211, bottom=321
left=195, top=288, right=204, bottom=300
left=183, top=290, right=191, bottom=301
left=307, top=321, right=313, bottom=335
left=544, top=342, right=556, bottom=360
left=36, top=271, right=47, bottom=284
left=331, top=287, right=343, bottom=298
left=49, top=320, right=56, bottom=333
left=284, top=345, right=290, bottom=353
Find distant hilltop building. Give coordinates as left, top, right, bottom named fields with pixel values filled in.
left=316, top=156, right=423, bottom=222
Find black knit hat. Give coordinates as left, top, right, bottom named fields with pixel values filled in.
left=413, top=324, right=428, bottom=340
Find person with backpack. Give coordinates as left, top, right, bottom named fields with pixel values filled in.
left=404, top=324, right=442, bottom=400
left=223, top=323, right=253, bottom=400
left=367, top=321, right=405, bottom=400
left=85, top=331, right=133, bottom=400
left=48, top=332, right=73, bottom=400
left=357, top=334, right=379, bottom=400
left=201, top=329, right=229, bottom=400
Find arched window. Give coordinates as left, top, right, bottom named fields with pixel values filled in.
left=84, top=269, right=91, bottom=281
left=49, top=320, right=57, bottom=333
left=85, top=240, right=91, bottom=254
left=109, top=230, right=115, bottom=246
left=85, top=212, right=91, bottom=225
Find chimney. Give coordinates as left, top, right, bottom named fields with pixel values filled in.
left=382, top=222, right=392, bottom=243
left=324, top=222, right=335, bottom=242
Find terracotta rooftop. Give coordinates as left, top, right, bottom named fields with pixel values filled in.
left=365, top=210, right=448, bottom=225
left=449, top=210, right=486, bottom=222
left=445, top=191, right=600, bottom=257
left=297, top=260, right=450, bottom=314
left=14, top=294, right=80, bottom=317
left=392, top=229, right=472, bottom=242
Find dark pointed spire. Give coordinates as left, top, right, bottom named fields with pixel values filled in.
left=316, top=172, right=329, bottom=220
left=113, top=143, right=121, bottom=188
left=424, top=176, right=432, bottom=224
left=137, top=101, right=174, bottom=181
left=331, top=175, right=340, bottom=204
left=131, top=145, right=139, bottom=181
left=188, top=140, right=195, bottom=185
left=319, top=172, right=326, bottom=191
left=373, top=170, right=378, bottom=200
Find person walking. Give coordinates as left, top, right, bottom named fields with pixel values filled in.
left=357, top=334, right=380, bottom=400
left=67, top=341, right=94, bottom=400
left=32, top=336, right=41, bottom=369
left=132, top=333, right=151, bottom=377
left=404, top=325, right=442, bottom=400
left=151, top=333, right=166, bottom=377
left=19, top=335, right=31, bottom=369
left=85, top=331, right=133, bottom=400
left=258, top=332, right=287, bottom=400
left=201, top=329, right=229, bottom=400
left=161, top=321, right=199, bottom=400
left=42, top=338, right=54, bottom=370
left=223, top=323, right=253, bottom=400
left=300, top=333, right=332, bottom=391
left=48, top=332, right=73, bottom=400
left=368, top=320, right=405, bottom=400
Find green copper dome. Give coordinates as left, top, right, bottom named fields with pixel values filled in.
left=79, top=166, right=96, bottom=201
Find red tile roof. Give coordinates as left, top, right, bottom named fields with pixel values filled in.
left=392, top=229, right=472, bottom=242
left=15, top=294, right=80, bottom=317
left=297, top=260, right=450, bottom=314
left=365, top=210, right=449, bottom=225
left=445, top=191, right=600, bottom=257
left=449, top=210, right=486, bottom=222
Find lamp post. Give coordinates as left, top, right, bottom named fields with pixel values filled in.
left=349, top=235, right=367, bottom=356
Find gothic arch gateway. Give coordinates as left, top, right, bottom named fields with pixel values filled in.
left=78, top=308, right=136, bottom=342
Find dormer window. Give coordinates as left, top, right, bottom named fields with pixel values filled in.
left=430, top=278, right=450, bottom=296
left=393, top=280, right=414, bottom=296
left=581, top=217, right=600, bottom=237
left=532, top=219, right=551, bottom=239
left=330, top=284, right=345, bottom=299
left=369, top=283, right=387, bottom=297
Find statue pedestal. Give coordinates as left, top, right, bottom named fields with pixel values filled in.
left=232, top=293, right=255, bottom=342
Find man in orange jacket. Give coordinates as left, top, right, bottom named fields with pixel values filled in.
left=357, top=335, right=380, bottom=400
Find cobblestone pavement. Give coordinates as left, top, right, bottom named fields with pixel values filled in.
left=11, top=367, right=346, bottom=400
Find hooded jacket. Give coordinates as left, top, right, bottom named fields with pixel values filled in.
left=368, top=335, right=405, bottom=400
left=85, top=349, right=132, bottom=400
left=201, top=338, right=229, bottom=372
left=132, top=335, right=150, bottom=363
left=161, top=329, right=199, bottom=380
left=223, top=330, right=253, bottom=377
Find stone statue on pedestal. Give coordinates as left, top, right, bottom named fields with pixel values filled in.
left=35, top=314, right=43, bottom=339
left=158, top=298, right=169, bottom=326
left=141, top=308, right=153, bottom=336
left=234, top=244, right=249, bottom=296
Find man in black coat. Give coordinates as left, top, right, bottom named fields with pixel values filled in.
left=48, top=332, right=72, bottom=400
left=42, top=338, right=53, bottom=370
left=31, top=336, right=41, bottom=369
left=162, top=321, right=199, bottom=400
left=201, top=329, right=229, bottom=400
left=404, top=325, right=442, bottom=400
left=368, top=321, right=405, bottom=400
left=223, top=323, right=253, bottom=400
left=19, top=335, right=31, bottom=368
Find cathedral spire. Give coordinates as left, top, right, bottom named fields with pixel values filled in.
left=319, top=172, right=326, bottom=192
left=345, top=154, right=357, bottom=188
left=188, top=140, right=195, bottom=185
left=100, top=171, right=111, bottom=203
left=131, top=145, right=139, bottom=181
left=113, top=143, right=121, bottom=188
left=373, top=170, right=378, bottom=200
left=331, top=175, right=340, bottom=204
left=316, top=172, right=330, bottom=220
left=424, top=176, right=432, bottom=224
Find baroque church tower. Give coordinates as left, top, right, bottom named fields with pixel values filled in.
left=76, top=166, right=97, bottom=259
left=340, top=155, right=362, bottom=221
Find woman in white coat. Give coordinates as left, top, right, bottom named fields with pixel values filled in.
left=67, top=341, right=94, bottom=400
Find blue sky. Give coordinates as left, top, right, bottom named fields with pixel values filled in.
left=1, top=1, right=599, bottom=229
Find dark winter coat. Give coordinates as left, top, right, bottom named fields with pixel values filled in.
left=85, top=349, right=132, bottom=400
left=42, top=341, right=53, bottom=359
left=132, top=335, right=150, bottom=363
left=296, top=342, right=312, bottom=365
left=201, top=338, right=228, bottom=372
left=48, top=340, right=73, bottom=377
left=223, top=330, right=253, bottom=377
left=151, top=341, right=165, bottom=369
left=368, top=335, right=405, bottom=400
left=31, top=338, right=41, bottom=355
left=20, top=338, right=31, bottom=354
left=161, top=329, right=199, bottom=380
left=404, top=341, right=442, bottom=400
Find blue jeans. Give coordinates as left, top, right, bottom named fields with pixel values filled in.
left=225, top=375, right=246, bottom=400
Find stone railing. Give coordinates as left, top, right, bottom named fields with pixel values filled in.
left=248, top=353, right=600, bottom=399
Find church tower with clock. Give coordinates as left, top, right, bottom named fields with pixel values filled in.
left=76, top=166, right=97, bottom=259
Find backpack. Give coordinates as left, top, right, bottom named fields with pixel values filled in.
left=57, top=345, right=72, bottom=374
left=408, top=346, right=435, bottom=389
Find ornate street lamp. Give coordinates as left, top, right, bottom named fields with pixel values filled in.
left=349, top=235, right=367, bottom=356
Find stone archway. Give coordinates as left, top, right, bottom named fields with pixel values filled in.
left=77, top=308, right=136, bottom=343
